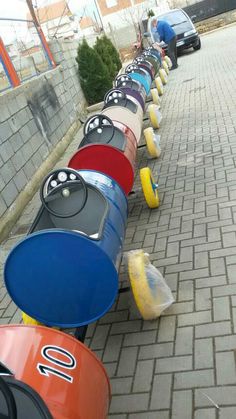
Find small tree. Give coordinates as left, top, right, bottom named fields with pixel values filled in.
left=76, top=38, right=112, bottom=105
left=94, top=36, right=116, bottom=83
left=147, top=9, right=155, bottom=18
left=95, top=35, right=122, bottom=79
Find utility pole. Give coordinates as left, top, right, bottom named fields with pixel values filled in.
left=94, top=0, right=104, bottom=31
left=26, top=0, right=56, bottom=68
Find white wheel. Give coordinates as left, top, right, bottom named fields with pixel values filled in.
left=148, top=104, right=162, bottom=129
left=151, top=88, right=161, bottom=106
left=159, top=68, right=168, bottom=85
left=155, top=76, right=164, bottom=96
left=144, top=127, right=161, bottom=158
left=164, top=55, right=172, bottom=69
left=162, top=60, right=169, bottom=75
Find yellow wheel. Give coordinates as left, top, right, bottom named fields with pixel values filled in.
left=140, top=167, right=159, bottom=208
left=159, top=68, right=168, bottom=85
left=164, top=55, right=172, bottom=68
left=151, top=88, right=161, bottom=106
left=144, top=127, right=161, bottom=158
left=148, top=104, right=162, bottom=129
left=162, top=60, right=169, bottom=75
left=22, top=312, right=42, bottom=325
left=128, top=250, right=156, bottom=320
left=22, top=312, right=60, bottom=329
left=155, top=76, right=164, bottom=96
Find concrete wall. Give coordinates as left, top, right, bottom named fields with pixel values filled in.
left=0, top=39, right=86, bottom=217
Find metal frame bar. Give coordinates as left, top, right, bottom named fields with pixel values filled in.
left=0, top=37, right=20, bottom=87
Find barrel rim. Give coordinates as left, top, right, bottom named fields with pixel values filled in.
left=4, top=229, right=119, bottom=328
left=0, top=324, right=111, bottom=398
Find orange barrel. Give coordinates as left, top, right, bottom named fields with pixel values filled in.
left=101, top=106, right=142, bottom=144
left=0, top=325, right=111, bottom=419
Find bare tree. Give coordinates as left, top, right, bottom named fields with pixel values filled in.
left=120, top=2, right=154, bottom=35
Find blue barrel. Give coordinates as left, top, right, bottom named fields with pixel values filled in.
left=4, top=170, right=128, bottom=328
left=125, top=64, right=152, bottom=95
left=128, top=72, right=150, bottom=95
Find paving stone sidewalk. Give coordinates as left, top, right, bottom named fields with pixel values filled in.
left=1, top=24, right=236, bottom=419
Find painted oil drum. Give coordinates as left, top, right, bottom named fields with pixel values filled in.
left=103, top=89, right=143, bottom=124
left=126, top=71, right=150, bottom=95
left=115, top=73, right=146, bottom=103
left=147, top=48, right=162, bottom=66
left=4, top=170, right=128, bottom=327
left=143, top=49, right=162, bottom=67
left=79, top=114, right=136, bottom=154
left=102, top=106, right=142, bottom=144
left=118, top=86, right=145, bottom=111
left=69, top=143, right=135, bottom=195
left=70, top=114, right=137, bottom=194
left=120, top=91, right=143, bottom=115
left=141, top=54, right=160, bottom=75
left=125, top=64, right=152, bottom=95
left=0, top=325, right=111, bottom=419
left=134, top=58, right=155, bottom=80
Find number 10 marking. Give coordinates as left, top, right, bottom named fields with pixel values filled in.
left=37, top=345, right=76, bottom=383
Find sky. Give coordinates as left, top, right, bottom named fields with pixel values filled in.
left=0, top=0, right=93, bottom=20
left=0, top=0, right=96, bottom=43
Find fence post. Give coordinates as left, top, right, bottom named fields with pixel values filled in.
left=0, top=37, right=20, bottom=88
left=37, top=26, right=57, bottom=69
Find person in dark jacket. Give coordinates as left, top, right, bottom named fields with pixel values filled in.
left=152, top=18, right=178, bottom=69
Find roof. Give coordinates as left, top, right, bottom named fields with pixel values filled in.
left=27, top=0, right=72, bottom=24
left=79, top=16, right=95, bottom=30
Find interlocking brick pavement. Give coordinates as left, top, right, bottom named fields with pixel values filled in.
left=1, top=24, right=236, bottom=418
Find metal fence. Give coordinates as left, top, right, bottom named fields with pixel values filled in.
left=0, top=18, right=53, bottom=92
left=183, top=0, right=236, bottom=23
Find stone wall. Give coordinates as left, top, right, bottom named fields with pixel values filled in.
left=0, top=39, right=86, bottom=217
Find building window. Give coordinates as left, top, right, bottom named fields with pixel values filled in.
left=106, top=0, right=117, bottom=8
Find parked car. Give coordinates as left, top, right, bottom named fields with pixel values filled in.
left=142, top=8, right=201, bottom=53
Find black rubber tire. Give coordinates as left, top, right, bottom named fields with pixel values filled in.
left=194, top=38, right=201, bottom=51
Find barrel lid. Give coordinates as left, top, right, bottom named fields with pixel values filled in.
left=68, top=144, right=134, bottom=195
left=4, top=230, right=118, bottom=328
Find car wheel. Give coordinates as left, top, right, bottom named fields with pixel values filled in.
left=194, top=38, right=201, bottom=50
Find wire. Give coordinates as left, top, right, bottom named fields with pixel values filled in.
left=52, top=0, right=72, bottom=39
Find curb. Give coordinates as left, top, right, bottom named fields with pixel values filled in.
left=0, top=120, right=81, bottom=245
left=86, top=101, right=104, bottom=113
left=200, top=21, right=236, bottom=37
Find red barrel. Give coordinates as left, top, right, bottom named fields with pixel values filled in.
left=69, top=113, right=137, bottom=195
left=69, top=142, right=135, bottom=195
left=0, top=325, right=110, bottom=419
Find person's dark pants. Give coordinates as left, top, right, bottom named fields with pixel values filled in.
left=167, top=36, right=178, bottom=69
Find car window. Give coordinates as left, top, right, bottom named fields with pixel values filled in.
left=158, top=10, right=188, bottom=26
